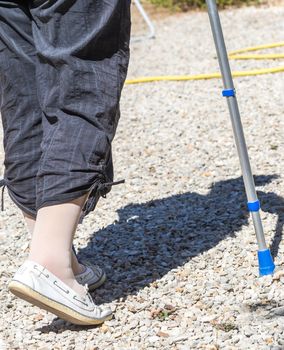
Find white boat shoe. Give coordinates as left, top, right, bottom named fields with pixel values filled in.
left=8, top=260, right=112, bottom=325
left=74, top=262, right=106, bottom=292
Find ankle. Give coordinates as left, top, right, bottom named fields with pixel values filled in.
left=71, top=250, right=86, bottom=275
left=27, top=254, right=73, bottom=280
left=72, top=262, right=86, bottom=275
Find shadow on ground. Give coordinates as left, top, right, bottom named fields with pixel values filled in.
left=77, top=174, right=283, bottom=302
left=38, top=174, right=283, bottom=332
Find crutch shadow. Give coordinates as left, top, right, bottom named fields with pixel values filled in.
left=76, top=174, right=282, bottom=303
left=259, top=189, right=284, bottom=260
left=37, top=174, right=283, bottom=332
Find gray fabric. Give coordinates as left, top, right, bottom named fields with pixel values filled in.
left=0, top=0, right=131, bottom=223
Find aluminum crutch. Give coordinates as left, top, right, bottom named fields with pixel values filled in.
left=206, top=0, right=275, bottom=276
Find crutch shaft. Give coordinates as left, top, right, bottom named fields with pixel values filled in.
left=206, top=0, right=275, bottom=275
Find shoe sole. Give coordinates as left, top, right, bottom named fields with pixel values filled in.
left=8, top=280, right=112, bottom=326
left=88, top=272, right=107, bottom=292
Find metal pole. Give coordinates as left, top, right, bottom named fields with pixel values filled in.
left=133, top=0, right=155, bottom=42
left=206, top=0, right=275, bottom=276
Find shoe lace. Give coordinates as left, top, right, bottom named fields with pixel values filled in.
left=83, top=283, right=89, bottom=296
left=82, top=284, right=103, bottom=312
left=83, top=283, right=94, bottom=304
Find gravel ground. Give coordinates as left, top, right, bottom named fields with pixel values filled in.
left=0, top=5, right=284, bottom=350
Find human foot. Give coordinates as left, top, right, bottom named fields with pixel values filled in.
left=26, top=257, right=87, bottom=297
left=74, top=261, right=106, bottom=291
left=9, top=260, right=112, bottom=325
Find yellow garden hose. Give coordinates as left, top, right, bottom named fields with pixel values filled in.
left=228, top=42, right=284, bottom=54
left=125, top=42, right=284, bottom=84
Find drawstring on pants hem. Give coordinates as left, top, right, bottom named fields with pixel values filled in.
left=78, top=178, right=125, bottom=224
left=0, top=179, right=6, bottom=211
left=97, top=179, right=125, bottom=198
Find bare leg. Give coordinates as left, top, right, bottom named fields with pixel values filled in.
left=27, top=194, right=89, bottom=296
left=22, top=211, right=85, bottom=275
left=22, top=212, right=36, bottom=240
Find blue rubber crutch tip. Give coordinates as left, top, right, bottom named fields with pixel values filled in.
left=258, top=249, right=275, bottom=276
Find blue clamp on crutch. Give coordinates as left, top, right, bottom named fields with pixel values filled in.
left=247, top=200, right=260, bottom=212
left=222, top=89, right=235, bottom=97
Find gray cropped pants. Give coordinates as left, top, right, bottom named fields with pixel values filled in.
left=0, top=0, right=131, bottom=224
